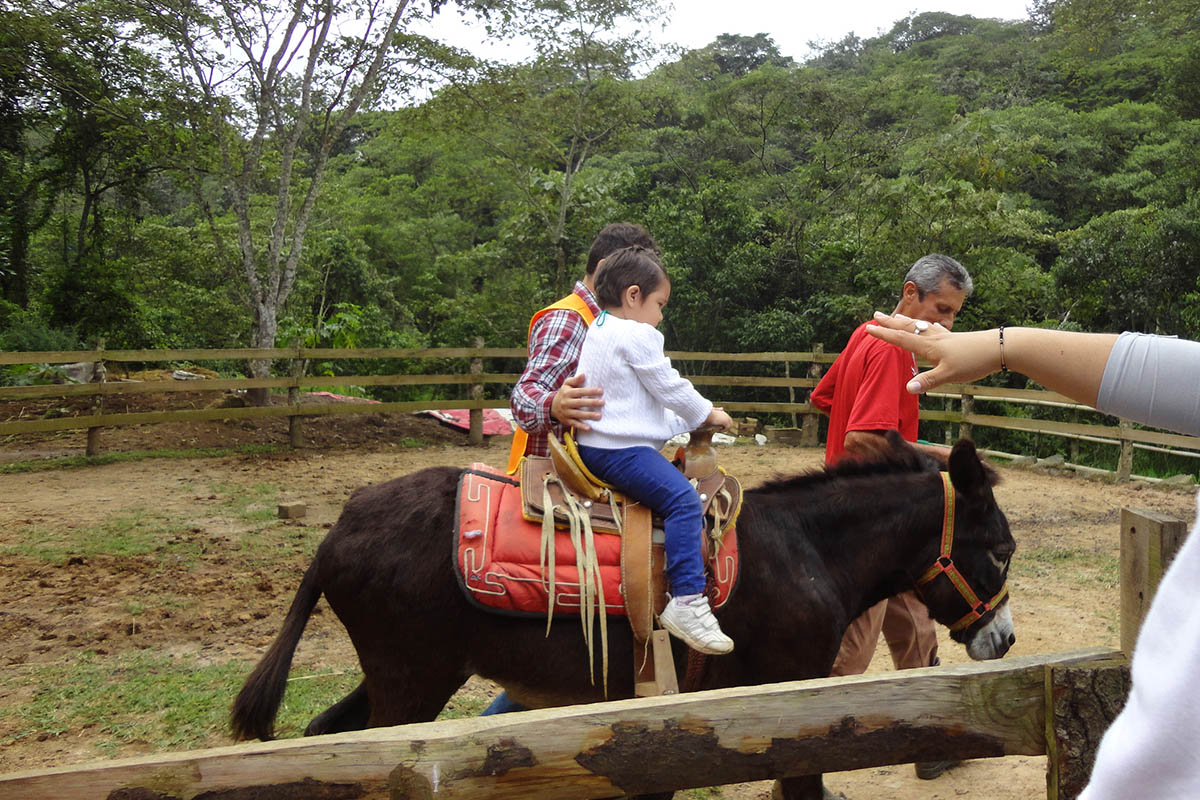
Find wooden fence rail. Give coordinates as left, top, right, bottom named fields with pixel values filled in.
left=0, top=649, right=1125, bottom=800
left=2, top=346, right=1198, bottom=479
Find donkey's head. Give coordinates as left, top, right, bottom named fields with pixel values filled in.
left=911, top=436, right=1015, bottom=661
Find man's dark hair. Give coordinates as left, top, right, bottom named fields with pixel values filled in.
left=593, top=246, right=667, bottom=308
left=586, top=222, right=659, bottom=276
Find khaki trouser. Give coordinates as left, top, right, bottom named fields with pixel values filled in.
left=830, top=590, right=938, bottom=676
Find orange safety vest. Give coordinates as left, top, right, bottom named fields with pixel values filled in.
left=505, top=292, right=597, bottom=474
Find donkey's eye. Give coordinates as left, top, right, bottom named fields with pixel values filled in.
left=987, top=551, right=1010, bottom=572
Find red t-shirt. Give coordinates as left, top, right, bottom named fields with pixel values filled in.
left=809, top=321, right=920, bottom=465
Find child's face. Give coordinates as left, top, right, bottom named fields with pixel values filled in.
left=621, top=279, right=670, bottom=327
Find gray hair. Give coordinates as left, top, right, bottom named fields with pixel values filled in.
left=904, top=254, right=973, bottom=298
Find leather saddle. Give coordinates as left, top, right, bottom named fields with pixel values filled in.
left=518, top=426, right=741, bottom=696
left=520, top=430, right=740, bottom=544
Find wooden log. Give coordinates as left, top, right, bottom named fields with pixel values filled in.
left=1119, top=508, right=1187, bottom=654
left=1045, top=656, right=1132, bottom=800
left=469, top=337, right=484, bottom=446
left=85, top=339, right=105, bottom=457
left=0, top=649, right=1115, bottom=800
left=277, top=502, right=307, bottom=519
left=289, top=344, right=304, bottom=448
left=1116, top=420, right=1133, bottom=483
left=959, top=393, right=974, bottom=442
left=768, top=427, right=804, bottom=446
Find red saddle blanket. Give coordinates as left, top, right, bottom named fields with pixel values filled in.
left=455, top=463, right=739, bottom=617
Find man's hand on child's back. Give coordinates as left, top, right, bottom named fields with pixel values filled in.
left=552, top=373, right=605, bottom=430
left=706, top=407, right=734, bottom=432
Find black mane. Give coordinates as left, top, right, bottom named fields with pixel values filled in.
left=750, top=443, right=938, bottom=496
left=749, top=435, right=999, bottom=497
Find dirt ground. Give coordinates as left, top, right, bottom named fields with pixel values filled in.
left=0, top=397, right=1196, bottom=799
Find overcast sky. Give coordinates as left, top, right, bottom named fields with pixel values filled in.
left=419, top=0, right=1035, bottom=64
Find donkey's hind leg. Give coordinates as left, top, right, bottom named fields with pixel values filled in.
left=774, top=775, right=836, bottom=800
left=360, top=650, right=472, bottom=727
left=305, top=680, right=370, bottom=736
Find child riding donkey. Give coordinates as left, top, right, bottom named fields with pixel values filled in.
left=574, top=246, right=736, bottom=655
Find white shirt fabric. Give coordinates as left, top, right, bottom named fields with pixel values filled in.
left=573, top=312, right=712, bottom=450
left=1082, top=332, right=1200, bottom=798
left=1097, top=332, right=1200, bottom=438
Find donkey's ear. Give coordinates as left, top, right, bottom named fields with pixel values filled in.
left=948, top=438, right=989, bottom=497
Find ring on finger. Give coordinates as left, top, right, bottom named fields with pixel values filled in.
left=913, top=320, right=930, bottom=334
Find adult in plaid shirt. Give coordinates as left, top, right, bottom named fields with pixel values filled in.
left=506, top=222, right=660, bottom=469
left=486, top=224, right=658, bottom=717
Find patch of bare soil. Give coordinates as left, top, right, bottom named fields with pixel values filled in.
left=0, top=408, right=1195, bottom=799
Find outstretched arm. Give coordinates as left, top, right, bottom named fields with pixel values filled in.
left=865, top=312, right=1117, bottom=408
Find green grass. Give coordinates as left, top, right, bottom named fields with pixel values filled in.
left=1, top=650, right=490, bottom=758
left=0, top=652, right=363, bottom=753
left=0, top=483, right=324, bottom=568
left=0, top=445, right=280, bottom=474
left=0, top=510, right=193, bottom=563
left=210, top=481, right=282, bottom=524
left=1013, top=546, right=1119, bottom=587
left=436, top=691, right=493, bottom=721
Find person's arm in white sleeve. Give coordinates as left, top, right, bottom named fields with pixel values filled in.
left=626, top=324, right=713, bottom=430
left=1095, top=333, right=1200, bottom=436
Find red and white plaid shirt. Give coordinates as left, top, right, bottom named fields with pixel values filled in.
left=510, top=282, right=601, bottom=457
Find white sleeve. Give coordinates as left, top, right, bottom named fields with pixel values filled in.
left=626, top=324, right=713, bottom=430
left=1097, top=333, right=1200, bottom=436
left=1080, top=494, right=1200, bottom=799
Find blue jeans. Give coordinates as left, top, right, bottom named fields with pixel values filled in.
left=576, top=444, right=706, bottom=596
left=480, top=691, right=527, bottom=716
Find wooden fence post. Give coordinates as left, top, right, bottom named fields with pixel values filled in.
left=785, top=361, right=797, bottom=429
left=1116, top=420, right=1133, bottom=482
left=943, top=395, right=952, bottom=445
left=85, top=338, right=105, bottom=457
left=468, top=336, right=484, bottom=446
left=959, top=392, right=974, bottom=442
left=1070, top=408, right=1080, bottom=464
left=288, top=341, right=303, bottom=448
left=799, top=345, right=823, bottom=447
left=1045, top=507, right=1186, bottom=799
left=1045, top=655, right=1132, bottom=800
left=1119, top=507, right=1187, bottom=654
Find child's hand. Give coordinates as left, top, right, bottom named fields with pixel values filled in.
left=706, top=407, right=734, bottom=432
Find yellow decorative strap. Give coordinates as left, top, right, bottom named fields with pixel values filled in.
left=538, top=472, right=611, bottom=696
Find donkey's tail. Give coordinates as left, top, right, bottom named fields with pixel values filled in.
left=230, top=560, right=322, bottom=741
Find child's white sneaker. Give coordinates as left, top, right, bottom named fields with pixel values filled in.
left=659, top=593, right=734, bottom=655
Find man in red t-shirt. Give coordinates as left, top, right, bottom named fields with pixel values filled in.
left=810, top=253, right=971, bottom=779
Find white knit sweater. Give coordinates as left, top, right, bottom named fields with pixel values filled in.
left=573, top=313, right=712, bottom=450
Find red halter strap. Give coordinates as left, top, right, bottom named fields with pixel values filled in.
left=915, top=472, right=1009, bottom=633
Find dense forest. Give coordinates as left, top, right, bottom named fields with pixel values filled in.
left=2, top=0, right=1198, bottom=376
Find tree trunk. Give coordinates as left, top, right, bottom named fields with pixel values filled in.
left=246, top=298, right=278, bottom=407
left=2, top=190, right=32, bottom=307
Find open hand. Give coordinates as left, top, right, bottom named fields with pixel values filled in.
left=867, top=311, right=994, bottom=394
left=551, top=373, right=604, bottom=430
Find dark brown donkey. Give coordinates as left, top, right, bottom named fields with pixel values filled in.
left=232, top=433, right=1016, bottom=800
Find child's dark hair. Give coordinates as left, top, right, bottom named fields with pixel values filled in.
left=586, top=222, right=659, bottom=276
left=593, top=246, right=668, bottom=308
